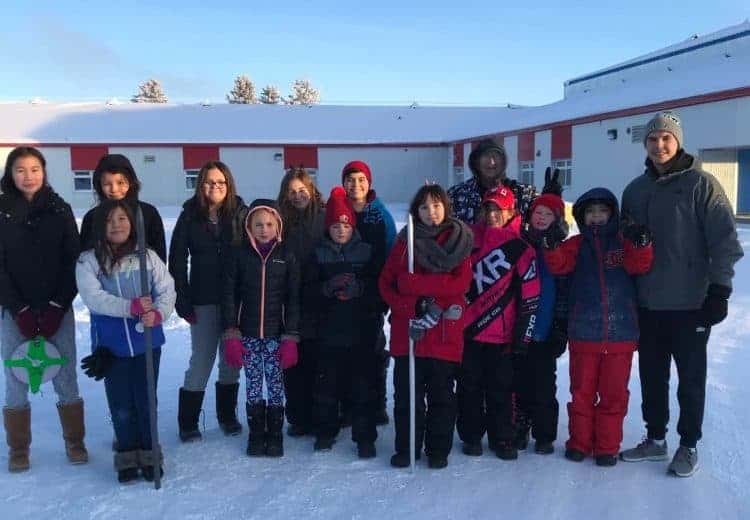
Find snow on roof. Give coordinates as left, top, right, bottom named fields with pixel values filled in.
left=0, top=23, right=748, bottom=146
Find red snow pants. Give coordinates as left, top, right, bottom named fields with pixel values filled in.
left=566, top=350, right=633, bottom=456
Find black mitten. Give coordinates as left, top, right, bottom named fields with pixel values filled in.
left=80, top=348, right=114, bottom=381
left=622, top=223, right=652, bottom=248
left=700, top=284, right=731, bottom=326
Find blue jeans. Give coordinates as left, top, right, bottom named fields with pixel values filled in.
left=104, top=349, right=161, bottom=452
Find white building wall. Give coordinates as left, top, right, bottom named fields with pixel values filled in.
left=570, top=96, right=750, bottom=205
left=108, top=147, right=183, bottom=207
left=318, top=147, right=448, bottom=203
left=220, top=147, right=285, bottom=201
left=504, top=135, right=519, bottom=181
left=534, top=130, right=552, bottom=191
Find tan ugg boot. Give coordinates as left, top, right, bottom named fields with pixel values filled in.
left=3, top=407, right=31, bottom=472
left=57, top=400, right=89, bottom=464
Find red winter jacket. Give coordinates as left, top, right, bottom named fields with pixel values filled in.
left=464, top=223, right=540, bottom=346
left=378, top=235, right=472, bottom=363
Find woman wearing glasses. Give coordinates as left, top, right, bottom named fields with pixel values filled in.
left=169, top=161, right=248, bottom=442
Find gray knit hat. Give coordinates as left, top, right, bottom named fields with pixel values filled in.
left=643, top=111, right=683, bottom=148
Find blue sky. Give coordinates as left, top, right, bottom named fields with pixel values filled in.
left=2, top=0, right=748, bottom=106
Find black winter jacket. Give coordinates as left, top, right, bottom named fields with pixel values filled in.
left=303, top=232, right=381, bottom=347
left=221, top=200, right=300, bottom=339
left=81, top=200, right=167, bottom=261
left=0, top=188, right=80, bottom=314
left=168, top=196, right=247, bottom=318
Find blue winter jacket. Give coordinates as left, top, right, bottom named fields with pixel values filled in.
left=76, top=249, right=176, bottom=358
left=546, top=188, right=646, bottom=351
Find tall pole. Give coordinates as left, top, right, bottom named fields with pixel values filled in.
left=136, top=206, right=162, bottom=490
left=407, top=214, right=416, bottom=472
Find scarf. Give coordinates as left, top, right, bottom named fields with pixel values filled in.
left=399, top=217, right=473, bottom=273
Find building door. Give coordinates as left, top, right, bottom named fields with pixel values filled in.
left=738, top=149, right=750, bottom=214
left=701, top=148, right=738, bottom=214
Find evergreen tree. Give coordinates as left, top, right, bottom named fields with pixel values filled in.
left=227, top=75, right=257, bottom=104
left=131, top=79, right=168, bottom=103
left=286, top=79, right=320, bottom=105
left=259, top=85, right=282, bottom=104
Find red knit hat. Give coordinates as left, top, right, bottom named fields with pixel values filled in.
left=325, top=187, right=357, bottom=228
left=530, top=193, right=565, bottom=218
left=482, top=186, right=516, bottom=210
left=341, top=160, right=372, bottom=186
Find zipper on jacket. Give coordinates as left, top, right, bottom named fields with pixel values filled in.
left=253, top=241, right=279, bottom=339
left=593, top=231, right=610, bottom=349
left=115, top=274, right=135, bottom=357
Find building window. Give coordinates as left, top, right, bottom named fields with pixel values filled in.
left=73, top=170, right=93, bottom=192
left=185, top=169, right=199, bottom=190
left=306, top=169, right=318, bottom=185
left=630, top=125, right=646, bottom=143
left=551, top=159, right=573, bottom=186
left=453, top=166, right=465, bottom=184
left=519, top=161, right=534, bottom=186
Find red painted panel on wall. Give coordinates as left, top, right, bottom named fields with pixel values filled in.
left=518, top=132, right=535, bottom=162
left=453, top=143, right=464, bottom=167
left=551, top=125, right=572, bottom=159
left=71, top=145, right=108, bottom=170
left=183, top=146, right=219, bottom=169
left=284, top=146, right=318, bottom=169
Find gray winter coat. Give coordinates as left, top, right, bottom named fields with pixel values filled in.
left=621, top=152, right=743, bottom=310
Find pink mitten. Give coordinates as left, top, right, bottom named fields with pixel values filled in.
left=223, top=338, right=247, bottom=369
left=130, top=298, right=146, bottom=316
left=278, top=339, right=298, bottom=370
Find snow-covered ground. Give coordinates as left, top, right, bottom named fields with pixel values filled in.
left=1, top=204, right=748, bottom=520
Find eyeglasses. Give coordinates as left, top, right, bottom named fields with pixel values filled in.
left=203, top=181, right=227, bottom=188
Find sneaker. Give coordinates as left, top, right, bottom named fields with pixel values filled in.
left=564, top=448, right=586, bottom=462
left=534, top=442, right=554, bottom=455
left=619, top=438, right=668, bottom=462
left=357, top=442, right=376, bottom=459
left=668, top=446, right=699, bottom=477
left=314, top=436, right=335, bottom=452
left=428, top=454, right=448, bottom=469
left=595, top=454, right=617, bottom=467
left=117, top=467, right=139, bottom=483
left=462, top=441, right=483, bottom=456
left=494, top=441, right=518, bottom=460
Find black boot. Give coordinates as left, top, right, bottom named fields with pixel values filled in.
left=216, top=382, right=242, bottom=436
left=246, top=401, right=266, bottom=457
left=265, top=406, right=285, bottom=457
left=178, top=388, right=204, bottom=442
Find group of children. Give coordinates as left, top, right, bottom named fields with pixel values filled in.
left=60, top=158, right=655, bottom=480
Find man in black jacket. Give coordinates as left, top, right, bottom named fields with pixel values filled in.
left=619, top=111, right=743, bottom=477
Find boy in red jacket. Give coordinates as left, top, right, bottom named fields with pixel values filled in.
left=458, top=187, right=540, bottom=460
left=544, top=188, right=652, bottom=466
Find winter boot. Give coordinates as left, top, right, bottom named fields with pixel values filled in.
left=57, top=400, right=89, bottom=464
left=357, top=442, right=376, bottom=459
left=216, top=382, right=242, bottom=436
left=513, top=412, right=531, bottom=451
left=390, top=451, right=421, bottom=468
left=668, top=446, right=699, bottom=477
left=564, top=448, right=586, bottom=462
left=314, top=436, right=335, bottom=451
left=494, top=441, right=518, bottom=461
left=462, top=441, right=483, bottom=456
left=114, top=450, right=139, bottom=484
left=534, top=441, right=554, bottom=455
left=246, top=401, right=266, bottom=457
left=178, top=388, right=204, bottom=442
left=3, top=407, right=30, bottom=472
left=428, top=454, right=448, bottom=469
left=265, top=405, right=285, bottom=457
left=138, top=448, right=164, bottom=482
left=595, top=454, right=618, bottom=467
left=619, top=438, right=668, bottom=462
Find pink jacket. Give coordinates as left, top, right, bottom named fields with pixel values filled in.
left=464, top=223, right=540, bottom=346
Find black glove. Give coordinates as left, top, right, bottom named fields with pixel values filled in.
left=323, top=273, right=354, bottom=297
left=549, top=320, right=568, bottom=358
left=622, top=223, right=652, bottom=248
left=700, top=284, right=731, bottom=326
left=542, top=167, right=563, bottom=196
left=80, top=348, right=114, bottom=381
left=335, top=278, right=364, bottom=301
left=541, top=220, right=567, bottom=250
